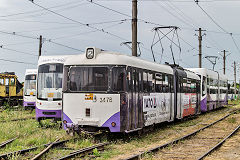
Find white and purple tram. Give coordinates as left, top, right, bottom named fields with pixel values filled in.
left=218, top=73, right=228, bottom=107
left=23, top=69, right=37, bottom=109
left=36, top=55, right=70, bottom=122
left=188, top=68, right=228, bottom=112
left=62, top=47, right=200, bottom=133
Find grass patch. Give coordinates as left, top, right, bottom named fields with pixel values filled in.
left=228, top=117, right=237, bottom=124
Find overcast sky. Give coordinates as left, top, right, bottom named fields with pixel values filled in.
left=0, top=0, right=240, bottom=82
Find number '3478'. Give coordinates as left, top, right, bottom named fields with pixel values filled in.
left=100, top=97, right=112, bottom=103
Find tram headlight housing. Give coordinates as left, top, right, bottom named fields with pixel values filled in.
left=86, top=48, right=94, bottom=59
left=111, top=122, right=116, bottom=127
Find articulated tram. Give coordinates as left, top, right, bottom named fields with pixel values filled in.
left=188, top=68, right=228, bottom=112
left=23, top=69, right=37, bottom=109
left=36, top=55, right=71, bottom=122
left=62, top=47, right=202, bottom=133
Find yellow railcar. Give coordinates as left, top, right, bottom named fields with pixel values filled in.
left=0, top=72, right=23, bottom=106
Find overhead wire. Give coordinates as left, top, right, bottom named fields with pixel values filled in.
left=195, top=1, right=240, bottom=55
left=28, top=0, right=129, bottom=42
left=0, top=46, right=37, bottom=57
left=0, top=58, right=36, bottom=65
left=0, top=29, right=84, bottom=52
left=51, top=19, right=129, bottom=40
left=0, top=0, right=84, bottom=18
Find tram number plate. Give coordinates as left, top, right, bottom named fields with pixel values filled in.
left=100, top=97, right=112, bottom=103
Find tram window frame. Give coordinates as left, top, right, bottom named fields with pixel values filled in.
left=155, top=73, right=163, bottom=93
left=202, top=76, right=206, bottom=96
left=0, top=78, right=3, bottom=85
left=163, top=74, right=169, bottom=93
left=169, top=75, right=174, bottom=93
left=69, top=66, right=109, bottom=92
left=148, top=72, right=153, bottom=92
left=182, top=78, right=187, bottom=93
left=143, top=71, right=148, bottom=93
left=5, top=78, right=9, bottom=86
left=10, top=78, right=15, bottom=86
left=112, top=67, right=126, bottom=92
left=139, top=71, right=143, bottom=92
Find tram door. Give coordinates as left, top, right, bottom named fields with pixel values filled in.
left=127, top=68, right=140, bottom=131
left=5, top=78, right=9, bottom=96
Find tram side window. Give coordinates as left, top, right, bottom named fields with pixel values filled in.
left=152, top=73, right=156, bottom=92
left=10, top=78, right=15, bottom=85
left=134, top=69, right=139, bottom=92
left=112, top=67, right=125, bottom=91
left=139, top=71, right=143, bottom=92
left=182, top=78, right=187, bottom=93
left=143, top=72, right=148, bottom=92
left=5, top=78, right=9, bottom=85
left=191, top=79, right=196, bottom=93
left=163, top=74, right=169, bottom=93
left=0, top=78, right=3, bottom=85
left=210, top=88, right=217, bottom=94
left=155, top=73, right=163, bottom=93
left=202, top=76, right=206, bottom=96
left=69, top=67, right=108, bottom=92
left=148, top=73, right=153, bottom=92
left=169, top=75, right=174, bottom=93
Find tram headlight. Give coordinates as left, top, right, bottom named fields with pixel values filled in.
left=111, top=122, right=116, bottom=127
left=86, top=48, right=94, bottom=59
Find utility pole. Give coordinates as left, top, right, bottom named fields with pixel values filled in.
left=234, top=61, right=237, bottom=100
left=195, top=28, right=206, bottom=68
left=221, top=50, right=229, bottom=75
left=132, top=0, right=137, bottom=57
left=38, top=35, right=42, bottom=58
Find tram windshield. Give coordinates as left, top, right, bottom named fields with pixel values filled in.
left=69, top=66, right=109, bottom=92
left=37, top=63, right=63, bottom=100
left=24, top=74, right=36, bottom=96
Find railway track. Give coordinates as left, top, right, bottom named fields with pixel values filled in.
left=0, top=139, right=70, bottom=159
left=124, top=112, right=240, bottom=160
left=0, top=117, right=35, bottom=123
left=0, top=138, right=17, bottom=149
left=57, top=142, right=109, bottom=160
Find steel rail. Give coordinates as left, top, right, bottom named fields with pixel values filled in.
left=0, top=139, right=69, bottom=159
left=124, top=113, right=231, bottom=160
left=31, top=138, right=60, bottom=160
left=0, top=137, right=17, bottom=148
left=58, top=142, right=109, bottom=160
left=198, top=124, right=240, bottom=160
left=0, top=117, right=35, bottom=123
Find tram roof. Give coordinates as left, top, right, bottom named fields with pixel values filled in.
left=184, top=69, right=200, bottom=80
left=65, top=50, right=174, bottom=74
left=38, top=55, right=76, bottom=66
left=25, top=69, right=37, bottom=75
left=187, top=68, right=219, bottom=79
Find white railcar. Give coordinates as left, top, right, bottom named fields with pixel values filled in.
left=62, top=47, right=200, bottom=133
left=23, top=69, right=37, bottom=109
left=36, top=55, right=73, bottom=122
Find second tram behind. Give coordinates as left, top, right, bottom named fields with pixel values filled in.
left=36, top=55, right=70, bottom=122
left=23, top=69, right=37, bottom=109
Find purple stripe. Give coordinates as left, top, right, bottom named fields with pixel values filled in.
left=102, top=112, right=120, bottom=132
left=23, top=101, right=36, bottom=107
left=63, top=112, right=73, bottom=130
left=200, top=97, right=207, bottom=112
left=35, top=107, right=61, bottom=120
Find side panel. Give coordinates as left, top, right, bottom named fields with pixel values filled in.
left=143, top=93, right=172, bottom=126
